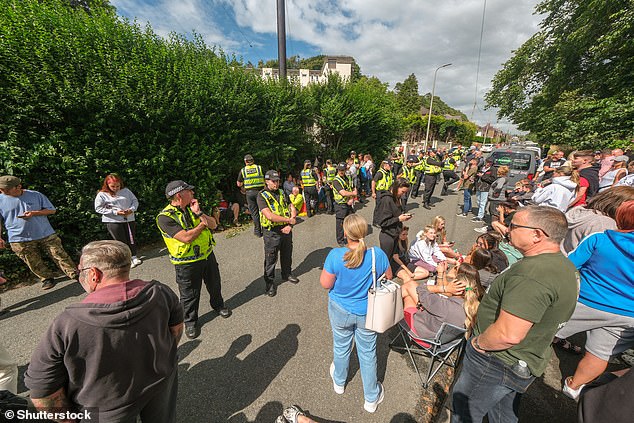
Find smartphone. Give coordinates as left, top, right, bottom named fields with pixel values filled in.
left=406, top=212, right=414, bottom=216
left=17, top=215, right=26, bottom=219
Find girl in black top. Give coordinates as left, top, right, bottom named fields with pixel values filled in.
left=376, top=178, right=412, bottom=261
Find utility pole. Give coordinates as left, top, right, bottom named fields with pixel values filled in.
left=277, top=0, right=287, bottom=83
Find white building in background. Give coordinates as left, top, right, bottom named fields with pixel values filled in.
left=257, top=56, right=354, bottom=87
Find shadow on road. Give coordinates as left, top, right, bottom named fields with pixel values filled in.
left=177, top=324, right=301, bottom=422
left=292, top=247, right=331, bottom=279
left=0, top=279, right=84, bottom=322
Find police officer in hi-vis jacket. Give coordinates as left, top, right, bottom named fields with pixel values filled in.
left=257, top=170, right=300, bottom=297
left=237, top=154, right=265, bottom=237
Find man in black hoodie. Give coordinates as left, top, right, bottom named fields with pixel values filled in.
left=25, top=240, right=183, bottom=423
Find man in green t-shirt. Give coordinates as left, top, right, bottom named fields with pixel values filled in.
left=452, top=206, right=579, bottom=423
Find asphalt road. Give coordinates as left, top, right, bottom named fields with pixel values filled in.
left=0, top=185, right=586, bottom=422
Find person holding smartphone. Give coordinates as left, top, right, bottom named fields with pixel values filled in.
left=375, top=177, right=412, bottom=263
left=0, top=175, right=78, bottom=290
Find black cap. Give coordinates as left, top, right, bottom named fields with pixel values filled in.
left=244, top=154, right=254, bottom=161
left=407, top=156, right=417, bottom=163
left=337, top=162, right=347, bottom=171
left=265, top=170, right=280, bottom=181
left=165, top=180, right=194, bottom=198
left=382, top=159, right=393, bottom=166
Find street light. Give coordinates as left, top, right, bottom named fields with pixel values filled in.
left=424, top=63, right=452, bottom=150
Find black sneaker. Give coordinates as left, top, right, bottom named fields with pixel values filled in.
left=266, top=283, right=277, bottom=297
left=185, top=324, right=200, bottom=339
left=283, top=275, right=300, bottom=284
left=217, top=307, right=232, bottom=318
left=41, top=279, right=56, bottom=290
left=471, top=217, right=484, bottom=222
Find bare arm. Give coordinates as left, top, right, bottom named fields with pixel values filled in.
left=568, top=185, right=587, bottom=208
left=320, top=269, right=336, bottom=289
left=23, top=209, right=56, bottom=218
left=473, top=309, right=534, bottom=352
left=31, top=387, right=74, bottom=423
left=171, top=222, right=208, bottom=244
left=170, top=323, right=184, bottom=344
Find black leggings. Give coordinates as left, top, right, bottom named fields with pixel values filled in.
left=105, top=221, right=138, bottom=256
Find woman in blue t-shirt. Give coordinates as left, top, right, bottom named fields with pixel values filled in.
left=320, top=214, right=392, bottom=414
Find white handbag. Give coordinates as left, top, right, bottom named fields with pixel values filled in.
left=365, top=247, right=404, bottom=333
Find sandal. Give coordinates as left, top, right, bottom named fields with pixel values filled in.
left=553, top=337, right=583, bottom=354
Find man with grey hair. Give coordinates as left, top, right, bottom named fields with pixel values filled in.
left=25, top=240, right=183, bottom=423
left=452, top=206, right=579, bottom=423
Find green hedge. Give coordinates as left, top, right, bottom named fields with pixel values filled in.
left=0, top=0, right=400, bottom=280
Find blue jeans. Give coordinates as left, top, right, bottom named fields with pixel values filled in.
left=328, top=298, right=380, bottom=403
left=476, top=191, right=489, bottom=219
left=451, top=339, right=536, bottom=423
left=462, top=188, right=473, bottom=214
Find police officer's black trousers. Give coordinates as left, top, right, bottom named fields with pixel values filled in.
left=411, top=170, right=423, bottom=197
left=304, top=186, right=318, bottom=217
left=263, top=227, right=293, bottom=286
left=423, top=174, right=439, bottom=205
left=442, top=171, right=459, bottom=194
left=174, top=252, right=224, bottom=324
left=334, top=203, right=354, bottom=245
left=324, top=184, right=335, bottom=213
left=246, top=189, right=262, bottom=236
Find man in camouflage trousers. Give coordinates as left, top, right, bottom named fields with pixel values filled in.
left=0, top=176, right=78, bottom=290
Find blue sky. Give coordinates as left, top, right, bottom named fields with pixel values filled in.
left=111, top=0, right=542, bottom=132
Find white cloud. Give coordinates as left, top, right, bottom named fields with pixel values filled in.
left=112, top=0, right=543, bottom=132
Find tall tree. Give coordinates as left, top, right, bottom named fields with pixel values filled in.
left=395, top=73, right=421, bottom=116
left=486, top=0, right=634, bottom=148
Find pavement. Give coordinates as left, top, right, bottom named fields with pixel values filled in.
left=0, top=185, right=607, bottom=422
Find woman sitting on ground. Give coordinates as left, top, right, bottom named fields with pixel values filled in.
left=531, top=166, right=579, bottom=212
left=431, top=216, right=461, bottom=260
left=408, top=225, right=458, bottom=276
left=401, top=263, right=485, bottom=339
left=470, top=248, right=499, bottom=289
left=391, top=226, right=430, bottom=282
left=467, top=232, right=509, bottom=272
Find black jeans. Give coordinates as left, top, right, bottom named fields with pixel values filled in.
left=411, top=170, right=423, bottom=197
left=304, top=186, right=318, bottom=217
left=334, top=203, right=354, bottom=245
left=423, top=174, right=439, bottom=205
left=174, top=252, right=224, bottom=324
left=263, top=227, right=293, bottom=285
left=442, top=170, right=459, bottom=194
left=245, top=189, right=262, bottom=236
left=323, top=184, right=335, bottom=213
left=105, top=221, right=137, bottom=256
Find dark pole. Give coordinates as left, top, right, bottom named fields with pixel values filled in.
left=277, top=0, right=287, bottom=83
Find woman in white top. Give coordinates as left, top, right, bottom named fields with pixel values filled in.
left=94, top=173, right=142, bottom=267
left=408, top=225, right=457, bottom=274
left=532, top=166, right=579, bottom=211
left=599, top=156, right=628, bottom=191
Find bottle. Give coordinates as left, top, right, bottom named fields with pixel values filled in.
left=512, top=360, right=531, bottom=377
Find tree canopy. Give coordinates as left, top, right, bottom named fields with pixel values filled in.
left=485, top=0, right=634, bottom=148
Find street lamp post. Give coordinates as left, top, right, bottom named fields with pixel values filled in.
left=424, top=63, right=452, bottom=150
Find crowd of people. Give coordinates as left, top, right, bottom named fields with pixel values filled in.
left=0, top=142, right=633, bottom=423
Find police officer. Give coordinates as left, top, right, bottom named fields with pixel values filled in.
left=441, top=155, right=459, bottom=195
left=372, top=160, right=394, bottom=225
left=300, top=160, right=319, bottom=217
left=323, top=159, right=337, bottom=214
left=258, top=170, right=299, bottom=297
left=157, top=180, right=231, bottom=339
left=350, top=150, right=360, bottom=166
left=399, top=157, right=418, bottom=208
left=410, top=151, right=425, bottom=198
left=237, top=154, right=265, bottom=237
left=332, top=163, right=356, bottom=246
left=422, top=150, right=443, bottom=209
left=392, top=146, right=404, bottom=177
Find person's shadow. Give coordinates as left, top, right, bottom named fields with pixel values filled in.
left=0, top=279, right=84, bottom=321
left=292, top=247, right=331, bottom=279
left=177, top=324, right=301, bottom=422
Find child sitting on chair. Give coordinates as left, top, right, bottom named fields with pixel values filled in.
left=401, top=263, right=484, bottom=339
left=409, top=225, right=458, bottom=275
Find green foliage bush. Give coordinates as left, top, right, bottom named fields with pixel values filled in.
left=0, top=0, right=402, bottom=280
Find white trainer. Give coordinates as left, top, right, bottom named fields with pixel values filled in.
left=329, top=362, right=345, bottom=394
left=131, top=257, right=142, bottom=268
left=364, top=382, right=384, bottom=413
left=562, top=376, right=585, bottom=400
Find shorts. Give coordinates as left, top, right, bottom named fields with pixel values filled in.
left=556, top=302, right=634, bottom=361
left=413, top=259, right=439, bottom=272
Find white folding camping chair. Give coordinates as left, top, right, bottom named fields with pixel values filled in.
left=389, top=309, right=466, bottom=389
